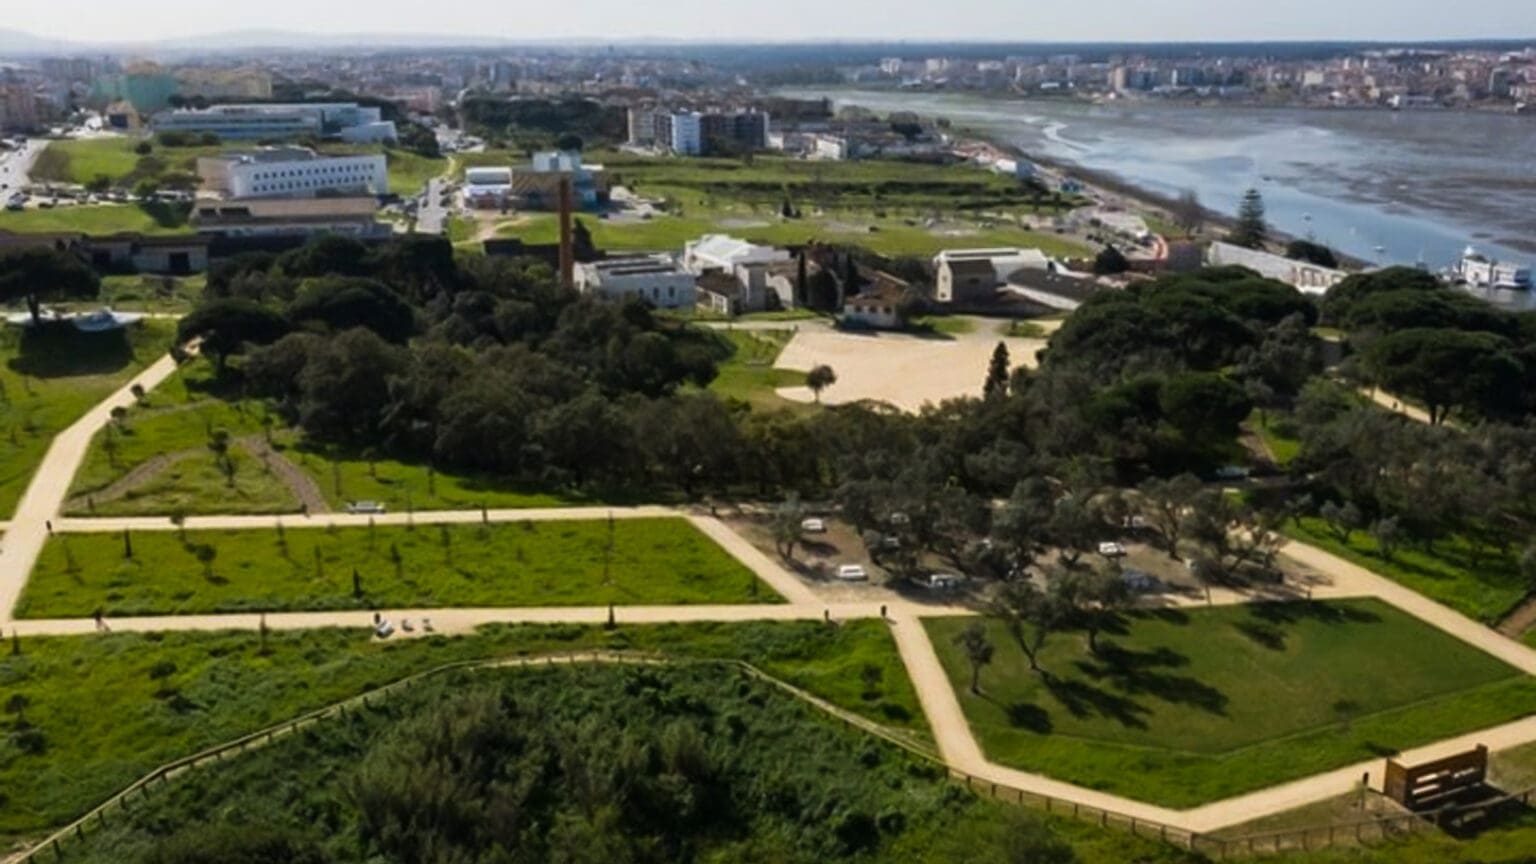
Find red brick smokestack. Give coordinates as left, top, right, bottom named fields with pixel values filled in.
left=558, top=176, right=575, bottom=290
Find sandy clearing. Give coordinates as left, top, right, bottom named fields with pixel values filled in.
left=774, top=325, right=1050, bottom=411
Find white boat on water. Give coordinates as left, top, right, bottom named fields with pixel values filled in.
left=1452, top=246, right=1532, bottom=290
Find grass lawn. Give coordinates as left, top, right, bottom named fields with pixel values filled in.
left=295, top=448, right=594, bottom=512
left=0, top=320, right=174, bottom=518
left=0, top=203, right=190, bottom=235
left=1287, top=517, right=1526, bottom=624
left=19, top=517, right=780, bottom=617
left=1251, top=410, right=1302, bottom=466
left=0, top=619, right=925, bottom=842
left=911, top=315, right=976, bottom=336
left=925, top=599, right=1536, bottom=808
left=66, top=361, right=296, bottom=516
left=703, top=328, right=809, bottom=411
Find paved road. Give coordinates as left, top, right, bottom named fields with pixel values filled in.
left=415, top=177, right=450, bottom=235
left=0, top=352, right=183, bottom=621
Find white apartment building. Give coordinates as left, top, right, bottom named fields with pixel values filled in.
left=198, top=148, right=389, bottom=199
left=669, top=112, right=702, bottom=156
left=575, top=255, right=697, bottom=309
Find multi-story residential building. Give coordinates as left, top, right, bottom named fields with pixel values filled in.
left=0, top=85, right=39, bottom=132
left=669, top=112, right=702, bottom=155
left=197, top=148, right=389, bottom=199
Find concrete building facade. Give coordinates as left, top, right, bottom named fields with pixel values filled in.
left=198, top=148, right=388, bottom=199
left=575, top=255, right=697, bottom=309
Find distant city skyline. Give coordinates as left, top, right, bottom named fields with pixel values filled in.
left=3, top=0, right=1534, bottom=46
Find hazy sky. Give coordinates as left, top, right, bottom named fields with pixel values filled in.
left=6, top=0, right=1534, bottom=43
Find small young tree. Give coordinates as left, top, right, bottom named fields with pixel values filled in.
left=1172, top=189, right=1205, bottom=236
left=772, top=495, right=806, bottom=560
left=194, top=543, right=217, bottom=580
left=953, top=621, right=995, bottom=694
left=806, top=365, right=837, bottom=403
left=122, top=528, right=133, bottom=559
left=170, top=509, right=187, bottom=542
left=984, top=342, right=1011, bottom=400
left=1371, top=516, right=1403, bottom=562
left=6, top=693, right=30, bottom=729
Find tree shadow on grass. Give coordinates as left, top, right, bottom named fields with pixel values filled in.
left=1234, top=620, right=1288, bottom=651
left=980, top=690, right=1056, bottom=733
left=7, top=326, right=134, bottom=378
left=1043, top=675, right=1151, bottom=730
left=1248, top=600, right=1381, bottom=627
left=1073, top=642, right=1229, bottom=717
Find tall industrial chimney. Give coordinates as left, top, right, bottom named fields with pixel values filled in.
left=557, top=176, right=575, bottom=291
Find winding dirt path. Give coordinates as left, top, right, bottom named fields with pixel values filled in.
left=236, top=435, right=330, bottom=514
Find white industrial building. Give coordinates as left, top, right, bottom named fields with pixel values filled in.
left=197, top=148, right=388, bottom=199
left=575, top=255, right=697, bottom=309
left=151, top=102, right=397, bottom=143
left=1206, top=241, right=1349, bottom=295
left=683, top=234, right=790, bottom=275
left=464, top=166, right=513, bottom=209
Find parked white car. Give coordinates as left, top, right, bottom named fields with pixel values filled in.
left=346, top=500, right=388, bottom=515
left=927, top=573, right=963, bottom=592
left=836, top=564, right=869, bottom=582
left=800, top=517, right=827, bottom=534
left=1097, top=541, right=1128, bottom=558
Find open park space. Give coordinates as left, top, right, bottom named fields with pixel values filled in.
left=472, top=150, right=1094, bottom=259
left=16, top=517, right=781, bottom=617
left=924, top=599, right=1536, bottom=807
left=773, top=319, right=1052, bottom=411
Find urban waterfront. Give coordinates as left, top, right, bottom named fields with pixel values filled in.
left=798, top=88, right=1536, bottom=306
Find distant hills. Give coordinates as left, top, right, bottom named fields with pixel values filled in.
left=0, top=27, right=1530, bottom=61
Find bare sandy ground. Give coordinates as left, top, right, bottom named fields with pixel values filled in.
left=774, top=318, right=1060, bottom=412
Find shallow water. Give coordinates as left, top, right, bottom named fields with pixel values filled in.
left=792, top=89, right=1536, bottom=307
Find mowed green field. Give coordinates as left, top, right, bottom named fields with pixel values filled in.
left=925, top=599, right=1536, bottom=807
left=0, top=321, right=174, bottom=518
left=18, top=518, right=781, bottom=617
left=0, top=620, right=924, bottom=842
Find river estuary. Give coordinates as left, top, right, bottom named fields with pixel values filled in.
left=791, top=89, right=1536, bottom=307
